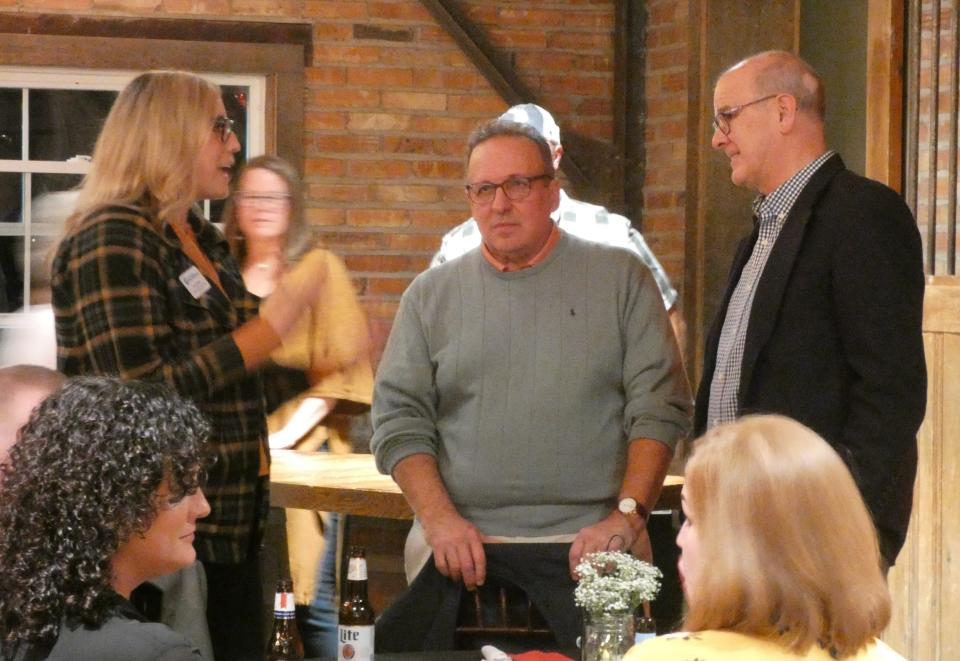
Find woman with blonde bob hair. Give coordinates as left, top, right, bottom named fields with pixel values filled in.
left=52, top=70, right=325, bottom=660
left=626, top=414, right=903, bottom=660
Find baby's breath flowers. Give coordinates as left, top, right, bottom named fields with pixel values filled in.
left=574, top=551, right=662, bottom=615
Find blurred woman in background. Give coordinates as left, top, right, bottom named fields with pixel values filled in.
left=223, top=155, right=373, bottom=657
left=51, top=71, right=324, bottom=660
left=0, top=377, right=211, bottom=660
left=626, top=415, right=903, bottom=660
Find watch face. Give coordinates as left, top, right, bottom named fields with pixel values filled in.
left=618, top=497, right=637, bottom=514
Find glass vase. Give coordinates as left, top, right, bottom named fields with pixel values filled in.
left=580, top=610, right=635, bottom=661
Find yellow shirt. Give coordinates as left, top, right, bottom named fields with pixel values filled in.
left=624, top=630, right=906, bottom=661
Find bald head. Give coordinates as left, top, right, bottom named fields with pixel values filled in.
left=724, top=50, right=825, bottom=121
left=0, top=365, right=66, bottom=464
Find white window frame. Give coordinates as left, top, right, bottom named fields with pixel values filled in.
left=0, top=66, right=266, bottom=323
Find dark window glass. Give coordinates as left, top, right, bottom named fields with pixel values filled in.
left=0, top=88, right=22, bottom=160
left=28, top=89, right=117, bottom=161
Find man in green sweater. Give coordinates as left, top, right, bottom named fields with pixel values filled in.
left=371, top=120, right=691, bottom=641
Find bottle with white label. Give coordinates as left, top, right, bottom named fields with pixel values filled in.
left=338, top=547, right=375, bottom=661
left=266, top=577, right=304, bottom=660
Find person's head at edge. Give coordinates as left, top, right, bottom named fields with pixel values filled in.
left=68, top=70, right=241, bottom=232
left=464, top=119, right=561, bottom=269
left=0, top=376, right=212, bottom=653
left=221, top=154, right=311, bottom=266
left=711, top=50, right=827, bottom=194
left=499, top=103, right=564, bottom=171
left=678, top=414, right=890, bottom=657
left=0, top=365, right=65, bottom=465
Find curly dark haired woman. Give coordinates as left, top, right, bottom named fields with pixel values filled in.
left=0, top=376, right=211, bottom=660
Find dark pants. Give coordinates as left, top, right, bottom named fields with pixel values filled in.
left=203, top=556, right=265, bottom=661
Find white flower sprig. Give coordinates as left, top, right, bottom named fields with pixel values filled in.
left=574, top=551, right=662, bottom=615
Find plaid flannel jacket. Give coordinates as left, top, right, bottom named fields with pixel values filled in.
left=52, top=205, right=268, bottom=564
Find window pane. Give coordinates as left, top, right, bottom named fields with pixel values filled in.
left=0, top=171, right=21, bottom=225
left=31, top=174, right=82, bottom=227
left=0, top=88, right=22, bottom=159
left=0, top=236, right=24, bottom=312
left=29, top=89, right=117, bottom=161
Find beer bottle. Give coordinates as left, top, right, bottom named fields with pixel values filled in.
left=338, top=547, right=375, bottom=661
left=266, top=577, right=305, bottom=661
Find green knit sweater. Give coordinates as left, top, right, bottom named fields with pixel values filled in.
left=372, top=232, right=691, bottom=537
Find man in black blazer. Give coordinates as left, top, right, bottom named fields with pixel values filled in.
left=696, top=50, right=926, bottom=567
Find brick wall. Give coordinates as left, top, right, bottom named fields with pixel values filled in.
left=641, top=0, right=689, bottom=298
left=3, top=0, right=693, bottom=352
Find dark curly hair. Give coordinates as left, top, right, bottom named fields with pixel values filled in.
left=0, top=376, right=211, bottom=653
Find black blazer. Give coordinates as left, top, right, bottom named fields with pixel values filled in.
left=695, top=154, right=927, bottom=565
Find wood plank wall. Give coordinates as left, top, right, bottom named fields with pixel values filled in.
left=885, top=277, right=960, bottom=659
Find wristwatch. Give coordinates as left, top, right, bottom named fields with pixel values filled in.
left=618, top=497, right=650, bottom=522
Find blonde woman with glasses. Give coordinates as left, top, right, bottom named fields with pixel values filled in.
left=221, top=155, right=373, bottom=658
left=626, top=415, right=903, bottom=661
left=51, top=71, right=325, bottom=661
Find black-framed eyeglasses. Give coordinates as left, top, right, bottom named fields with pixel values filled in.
left=464, top=173, right=553, bottom=204
left=712, top=94, right=779, bottom=135
left=234, top=192, right=292, bottom=207
left=213, top=115, right=236, bottom=143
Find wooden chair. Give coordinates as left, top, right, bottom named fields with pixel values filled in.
left=453, top=577, right=556, bottom=650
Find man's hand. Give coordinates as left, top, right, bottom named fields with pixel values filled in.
left=568, top=511, right=645, bottom=578
left=421, top=511, right=488, bottom=590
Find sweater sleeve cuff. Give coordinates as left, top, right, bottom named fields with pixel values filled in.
left=232, top=317, right=283, bottom=370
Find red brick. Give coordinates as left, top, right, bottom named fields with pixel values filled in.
left=304, top=208, right=346, bottom=226
left=378, top=46, right=454, bottom=67
left=381, top=91, right=447, bottom=111
left=411, top=160, right=463, bottom=179
left=542, top=75, right=610, bottom=97
left=409, top=115, right=481, bottom=135
left=368, top=277, right=412, bottom=296
left=373, top=184, right=441, bottom=203
left=348, top=112, right=413, bottom=132
left=313, top=23, right=355, bottom=41
left=304, top=157, right=348, bottom=178
left=315, top=230, right=386, bottom=250
left=314, top=45, right=381, bottom=65
left=347, top=67, right=414, bottom=87
left=306, top=67, right=347, bottom=86
left=412, top=68, right=485, bottom=90
left=408, top=208, right=465, bottom=229
left=347, top=160, right=412, bottom=178
left=231, top=0, right=299, bottom=16
left=304, top=112, right=348, bottom=131
left=303, top=0, right=366, bottom=19
left=312, top=88, right=380, bottom=109
left=346, top=210, right=411, bottom=228
left=344, top=253, right=418, bottom=272
left=312, top=134, right=381, bottom=154
left=446, top=94, right=504, bottom=114
left=160, top=0, right=228, bottom=13
left=368, top=1, right=431, bottom=21
left=487, top=28, right=548, bottom=49
left=307, top=183, right=371, bottom=202
left=546, top=31, right=611, bottom=52
left=386, top=233, right=445, bottom=252
left=28, top=0, right=90, bottom=6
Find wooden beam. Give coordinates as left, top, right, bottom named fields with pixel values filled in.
left=865, top=0, right=905, bottom=191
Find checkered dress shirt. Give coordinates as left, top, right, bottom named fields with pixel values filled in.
left=707, top=151, right=835, bottom=428
left=52, top=205, right=268, bottom=564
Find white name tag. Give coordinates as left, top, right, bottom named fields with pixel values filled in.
left=179, top=265, right=211, bottom=300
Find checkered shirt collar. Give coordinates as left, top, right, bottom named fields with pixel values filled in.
left=752, top=150, right=836, bottom=224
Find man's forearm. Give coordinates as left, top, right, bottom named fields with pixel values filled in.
left=391, top=453, right=460, bottom=525
left=620, top=438, right=673, bottom=518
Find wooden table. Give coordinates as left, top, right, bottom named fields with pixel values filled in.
left=270, top=451, right=684, bottom=517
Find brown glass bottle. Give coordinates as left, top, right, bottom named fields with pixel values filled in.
left=337, top=547, right=375, bottom=661
left=266, top=577, right=305, bottom=661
